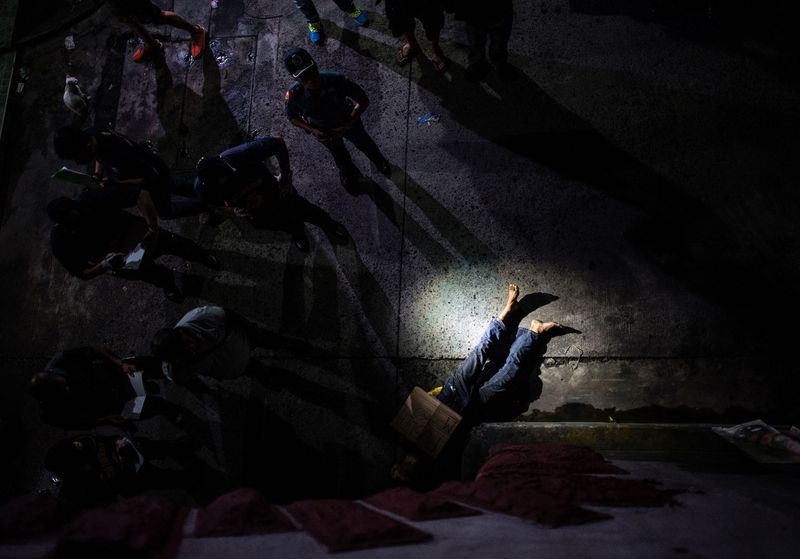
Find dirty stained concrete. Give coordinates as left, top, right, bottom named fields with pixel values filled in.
left=0, top=0, right=799, bottom=520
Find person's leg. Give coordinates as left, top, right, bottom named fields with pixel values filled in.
left=153, top=230, right=217, bottom=269
left=487, top=16, right=512, bottom=66
left=115, top=263, right=183, bottom=301
left=332, top=0, right=368, bottom=25
left=420, top=6, right=448, bottom=71
left=465, top=23, right=488, bottom=67
left=153, top=10, right=205, bottom=58
left=397, top=26, right=420, bottom=64
left=294, top=0, right=326, bottom=43
left=294, top=0, right=321, bottom=23
left=488, top=14, right=516, bottom=80
left=477, top=318, right=559, bottom=405
left=153, top=10, right=196, bottom=33
left=126, top=19, right=163, bottom=62
left=321, top=137, right=359, bottom=182
left=343, top=120, right=389, bottom=171
left=162, top=175, right=209, bottom=217
left=437, top=284, right=519, bottom=413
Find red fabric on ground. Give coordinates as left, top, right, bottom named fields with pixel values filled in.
left=194, top=488, right=296, bottom=537
left=365, top=487, right=481, bottom=521
left=435, top=443, right=676, bottom=527
left=0, top=494, right=59, bottom=539
left=52, top=495, right=186, bottom=559
left=287, top=499, right=432, bottom=552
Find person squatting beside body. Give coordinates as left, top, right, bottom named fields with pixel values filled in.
left=195, top=135, right=347, bottom=252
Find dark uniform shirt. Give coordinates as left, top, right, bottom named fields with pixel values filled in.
left=284, top=72, right=368, bottom=131
left=84, top=129, right=172, bottom=211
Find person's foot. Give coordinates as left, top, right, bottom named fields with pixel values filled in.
left=530, top=319, right=561, bottom=335
left=465, top=59, right=491, bottom=82
left=396, top=43, right=418, bottom=66
left=132, top=40, right=163, bottom=63
left=349, top=7, right=369, bottom=26
left=499, top=283, right=519, bottom=322
left=307, top=22, right=325, bottom=45
left=431, top=55, right=451, bottom=73
left=190, top=26, right=206, bottom=59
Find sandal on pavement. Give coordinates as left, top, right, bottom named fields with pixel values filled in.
left=132, top=40, right=163, bottom=63
left=396, top=44, right=418, bottom=66
left=190, top=26, right=206, bottom=59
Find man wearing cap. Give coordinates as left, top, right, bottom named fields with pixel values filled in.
left=284, top=48, right=391, bottom=190
left=194, top=135, right=347, bottom=252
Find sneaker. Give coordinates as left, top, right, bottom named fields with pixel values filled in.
left=190, top=26, right=206, bottom=59
left=132, top=40, right=162, bottom=63
left=349, top=8, right=369, bottom=26
left=307, top=22, right=325, bottom=45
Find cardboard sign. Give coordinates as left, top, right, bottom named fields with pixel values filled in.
left=391, top=387, right=462, bottom=457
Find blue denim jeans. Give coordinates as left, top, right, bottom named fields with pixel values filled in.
left=294, top=0, right=357, bottom=23
left=437, top=319, right=539, bottom=416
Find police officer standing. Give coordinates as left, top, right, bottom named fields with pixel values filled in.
left=284, top=48, right=392, bottom=190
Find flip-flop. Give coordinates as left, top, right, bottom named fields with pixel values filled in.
left=396, top=44, right=419, bottom=66
left=132, top=40, right=163, bottom=63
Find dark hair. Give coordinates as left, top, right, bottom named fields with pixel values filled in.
left=196, top=156, right=236, bottom=202
left=53, top=126, right=91, bottom=160
left=151, top=328, right=188, bottom=363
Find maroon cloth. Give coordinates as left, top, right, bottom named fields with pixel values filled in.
left=287, top=499, right=432, bottom=552
left=478, top=443, right=626, bottom=478
left=194, top=488, right=296, bottom=537
left=52, top=495, right=186, bottom=559
left=435, top=443, right=676, bottom=527
left=365, top=487, right=480, bottom=521
left=0, top=494, right=59, bottom=540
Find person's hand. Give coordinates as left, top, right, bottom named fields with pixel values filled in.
left=331, top=124, right=350, bottom=137
left=222, top=204, right=250, bottom=218
left=277, top=171, right=293, bottom=198
left=310, top=127, right=334, bottom=142
left=121, top=362, right=137, bottom=376
left=102, top=252, right=125, bottom=270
